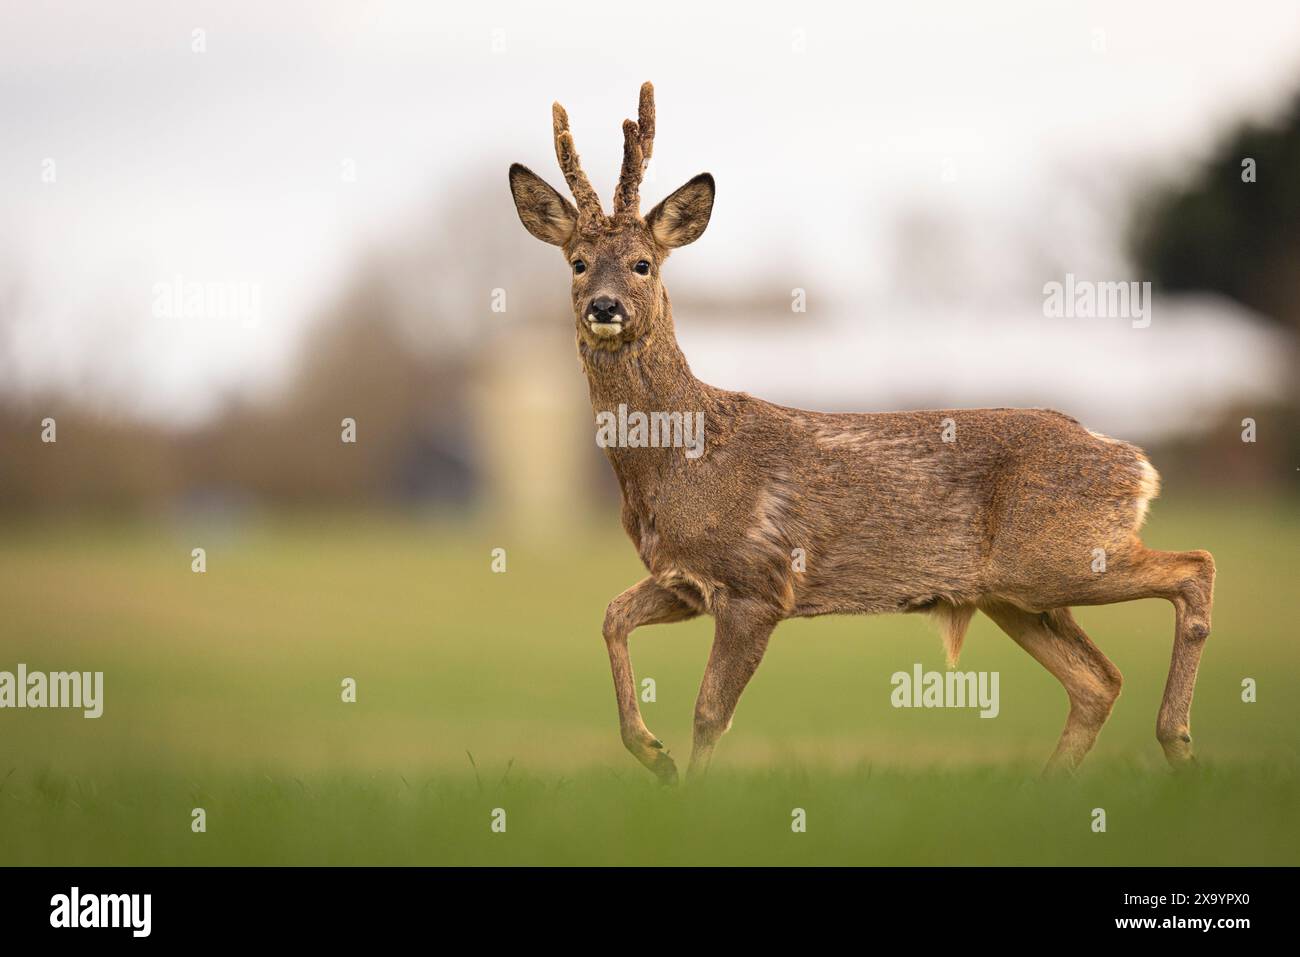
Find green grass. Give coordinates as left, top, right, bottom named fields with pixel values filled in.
left=2, top=764, right=1296, bottom=866
left=0, top=499, right=1297, bottom=865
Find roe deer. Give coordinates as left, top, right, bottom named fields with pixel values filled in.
left=508, top=82, right=1215, bottom=783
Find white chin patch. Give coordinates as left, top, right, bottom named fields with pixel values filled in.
left=586, top=315, right=624, bottom=338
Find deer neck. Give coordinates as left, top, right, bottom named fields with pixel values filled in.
left=578, top=287, right=713, bottom=491
left=579, top=287, right=706, bottom=416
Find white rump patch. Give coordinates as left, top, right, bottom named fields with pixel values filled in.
left=1134, top=457, right=1161, bottom=529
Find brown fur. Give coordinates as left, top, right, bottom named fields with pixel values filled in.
left=509, top=84, right=1216, bottom=783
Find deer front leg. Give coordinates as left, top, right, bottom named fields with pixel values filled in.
left=687, top=598, right=779, bottom=781
left=603, top=577, right=699, bottom=784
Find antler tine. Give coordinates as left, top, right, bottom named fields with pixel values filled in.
left=637, top=81, right=655, bottom=167
left=613, top=82, right=657, bottom=217
left=552, top=101, right=603, bottom=229
left=614, top=120, right=644, bottom=216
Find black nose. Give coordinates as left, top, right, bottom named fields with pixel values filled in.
left=589, top=296, right=621, bottom=321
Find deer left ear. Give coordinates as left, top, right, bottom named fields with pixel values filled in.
left=646, top=173, right=714, bottom=248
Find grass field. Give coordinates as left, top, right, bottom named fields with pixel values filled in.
left=0, top=498, right=1296, bottom=865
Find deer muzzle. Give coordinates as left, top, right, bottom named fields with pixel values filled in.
left=585, top=296, right=625, bottom=337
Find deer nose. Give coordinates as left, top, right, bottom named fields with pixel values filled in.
left=589, top=296, right=622, bottom=322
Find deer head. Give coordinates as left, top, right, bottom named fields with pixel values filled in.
left=509, top=83, right=715, bottom=351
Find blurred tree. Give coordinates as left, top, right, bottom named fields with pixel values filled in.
left=1131, top=89, right=1300, bottom=332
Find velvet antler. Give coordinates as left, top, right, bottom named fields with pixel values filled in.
left=552, top=101, right=604, bottom=232
left=550, top=83, right=657, bottom=227
left=613, top=82, right=656, bottom=218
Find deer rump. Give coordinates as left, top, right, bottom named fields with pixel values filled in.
left=632, top=402, right=1158, bottom=665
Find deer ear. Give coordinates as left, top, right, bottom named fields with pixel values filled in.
left=646, top=173, right=714, bottom=248
left=509, top=163, right=578, bottom=246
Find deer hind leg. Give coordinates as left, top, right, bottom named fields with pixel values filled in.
left=982, top=602, right=1123, bottom=773
left=686, top=597, right=779, bottom=781
left=1058, top=546, right=1216, bottom=767
left=603, top=577, right=700, bottom=785
left=1149, top=550, right=1215, bottom=767
left=1125, top=548, right=1216, bottom=766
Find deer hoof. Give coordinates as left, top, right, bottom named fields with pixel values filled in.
left=1160, top=734, right=1196, bottom=768
left=649, top=751, right=678, bottom=786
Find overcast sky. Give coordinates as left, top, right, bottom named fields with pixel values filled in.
left=2, top=0, right=1298, bottom=423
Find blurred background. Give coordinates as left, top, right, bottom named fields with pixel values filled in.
left=0, top=1, right=1298, bottom=864
left=1, top=0, right=1297, bottom=524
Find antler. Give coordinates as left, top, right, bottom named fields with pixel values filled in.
left=613, top=82, right=656, bottom=218
left=552, top=101, right=604, bottom=231
left=551, top=83, right=657, bottom=227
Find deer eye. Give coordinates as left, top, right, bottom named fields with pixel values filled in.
left=572, top=259, right=587, bottom=274
left=633, top=260, right=651, bottom=275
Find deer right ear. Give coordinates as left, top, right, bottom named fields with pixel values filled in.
left=509, top=163, right=578, bottom=246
